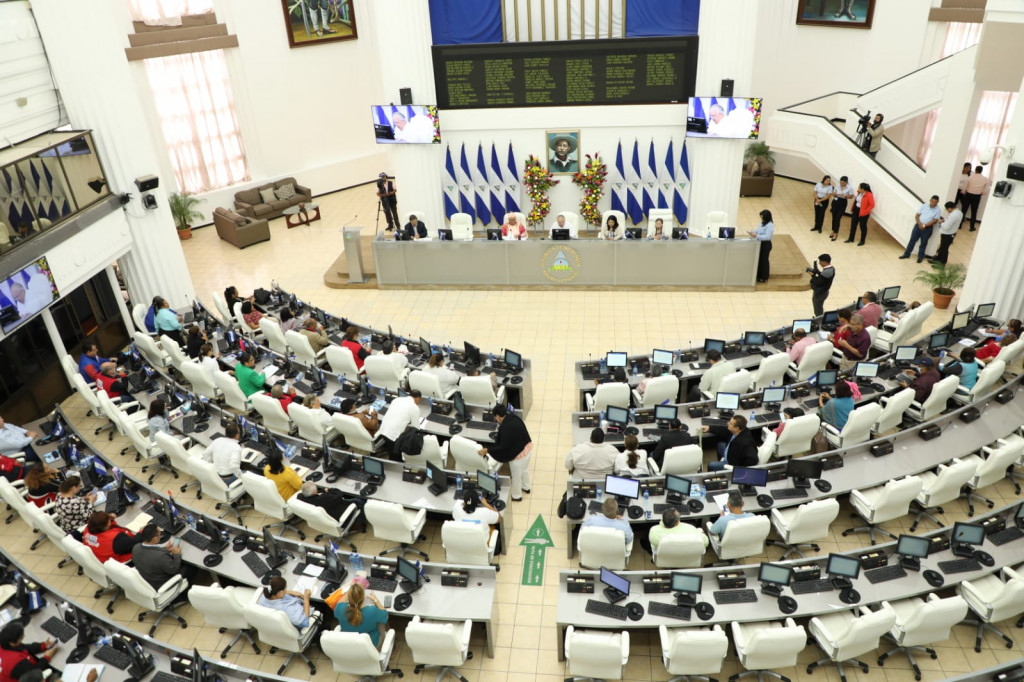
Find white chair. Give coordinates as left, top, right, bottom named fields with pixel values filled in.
left=659, top=624, right=728, bottom=682
left=211, top=291, right=236, bottom=328
left=768, top=498, right=840, bottom=559
left=555, top=210, right=580, bottom=238
left=786, top=341, right=834, bottom=382
left=251, top=393, right=295, bottom=435
left=122, top=417, right=176, bottom=484
left=957, top=565, right=1024, bottom=652
left=71, top=374, right=104, bottom=422
left=320, top=629, right=402, bottom=681
left=290, top=403, right=337, bottom=444
left=160, top=334, right=189, bottom=372
left=904, top=374, right=959, bottom=422
left=458, top=375, right=505, bottom=408
left=232, top=302, right=255, bottom=339
left=878, top=594, right=968, bottom=678
left=326, top=344, right=362, bottom=377
left=259, top=317, right=290, bottom=356
left=959, top=436, right=1024, bottom=516
left=242, top=599, right=322, bottom=675
left=652, top=532, right=706, bottom=569
left=240, top=472, right=305, bottom=539
left=155, top=431, right=202, bottom=496
left=702, top=369, right=752, bottom=400
left=449, top=435, right=493, bottom=473
left=132, top=303, right=153, bottom=335
left=823, top=402, right=881, bottom=448
left=285, top=329, right=327, bottom=367
left=873, top=302, right=933, bottom=353
left=601, top=209, right=627, bottom=234
left=364, top=499, right=428, bottom=560
left=565, top=625, right=629, bottom=681
left=633, top=374, right=679, bottom=408
left=706, top=210, right=727, bottom=234
left=706, top=515, right=770, bottom=563
left=409, top=369, right=453, bottom=400
left=0, top=478, right=35, bottom=525
left=187, top=584, right=261, bottom=658
left=191, top=458, right=249, bottom=524
left=953, top=359, right=1005, bottom=404
left=134, top=331, right=171, bottom=368
left=449, top=213, right=474, bottom=240
left=331, top=413, right=375, bottom=453
left=405, top=617, right=474, bottom=681
left=180, top=360, right=222, bottom=402
left=364, top=355, right=409, bottom=392
left=842, top=475, right=923, bottom=544
left=584, top=382, right=630, bottom=413
left=997, top=338, right=1024, bottom=375
left=441, top=520, right=497, bottom=567
left=104, top=560, right=188, bottom=636
left=22, top=503, right=68, bottom=559
left=730, top=618, right=806, bottom=682
left=95, top=389, right=147, bottom=443
left=646, top=208, right=674, bottom=237
left=773, top=414, right=820, bottom=458
left=874, top=387, right=915, bottom=436
left=62, top=536, right=120, bottom=612
left=214, top=369, right=251, bottom=413
left=286, top=496, right=358, bottom=550
left=909, top=457, right=978, bottom=531
left=403, top=434, right=448, bottom=469
left=659, top=445, right=703, bottom=476
left=807, top=604, right=897, bottom=681
left=578, top=525, right=633, bottom=570
left=750, top=353, right=790, bottom=391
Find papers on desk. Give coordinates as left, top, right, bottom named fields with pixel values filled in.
left=63, top=664, right=105, bottom=682
left=712, top=492, right=730, bottom=510
left=91, top=491, right=107, bottom=508
left=294, top=575, right=320, bottom=593
left=957, top=337, right=977, bottom=347
left=302, top=564, right=324, bottom=577
left=818, top=331, right=830, bottom=340
left=124, top=513, right=153, bottom=533
left=262, top=365, right=279, bottom=380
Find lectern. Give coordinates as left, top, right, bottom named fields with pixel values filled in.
left=343, top=226, right=368, bottom=284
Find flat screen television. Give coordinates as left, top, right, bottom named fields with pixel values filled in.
left=686, top=97, right=762, bottom=139
left=371, top=105, right=441, bottom=144
left=0, top=256, right=60, bottom=334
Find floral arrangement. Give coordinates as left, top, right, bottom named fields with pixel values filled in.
left=522, top=155, right=559, bottom=225
left=571, top=154, right=608, bottom=226
left=748, top=98, right=763, bottom=139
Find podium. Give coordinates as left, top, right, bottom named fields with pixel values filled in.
left=343, top=226, right=368, bottom=284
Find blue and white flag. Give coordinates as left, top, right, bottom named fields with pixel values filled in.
left=626, top=139, right=644, bottom=225
left=457, top=143, right=476, bottom=223
left=442, top=145, right=460, bottom=220
left=473, top=143, right=492, bottom=226
left=642, top=140, right=658, bottom=217
left=504, top=142, right=521, bottom=213
left=609, top=141, right=626, bottom=215
left=657, top=140, right=674, bottom=210
left=488, top=143, right=507, bottom=225
left=674, top=140, right=691, bottom=226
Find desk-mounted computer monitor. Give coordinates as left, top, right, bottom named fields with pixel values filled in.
left=786, top=458, right=823, bottom=488
left=652, top=349, right=675, bottom=366
left=761, top=386, right=786, bottom=409
left=671, top=572, right=702, bottom=606
left=718, top=227, right=736, bottom=239
left=704, top=339, right=726, bottom=355
left=974, top=302, right=996, bottom=320
left=672, top=227, right=689, bottom=240
left=929, top=333, right=951, bottom=352
left=452, top=391, right=470, bottom=423
left=486, top=228, right=502, bottom=241
left=715, top=392, right=740, bottom=415
left=951, top=521, right=985, bottom=557
left=363, top=456, right=385, bottom=484
left=731, top=466, right=768, bottom=495
left=654, top=404, right=677, bottom=424
left=826, top=553, right=861, bottom=595
left=396, top=556, right=423, bottom=593
left=464, top=341, right=481, bottom=367
left=854, top=362, right=879, bottom=380
left=881, top=285, right=901, bottom=302
left=604, top=405, right=629, bottom=427
left=743, top=331, right=766, bottom=347
left=896, top=534, right=930, bottom=571
left=664, top=474, right=691, bottom=502
left=895, top=345, right=918, bottom=365
left=606, top=351, right=628, bottom=369
left=476, top=469, right=499, bottom=501
left=437, top=228, right=453, bottom=241
left=821, top=311, right=840, bottom=328
left=604, top=474, right=640, bottom=503
left=504, top=348, right=523, bottom=371
left=950, top=311, right=971, bottom=333
left=1015, top=503, right=1024, bottom=528
left=758, top=562, right=792, bottom=597
left=551, top=228, right=570, bottom=240
left=322, top=542, right=346, bottom=584
left=426, top=461, right=448, bottom=492
left=419, top=337, right=433, bottom=357
left=816, top=369, right=838, bottom=391
left=600, top=566, right=630, bottom=603
left=792, top=319, right=813, bottom=335
left=263, top=526, right=287, bottom=569
left=625, top=227, right=643, bottom=240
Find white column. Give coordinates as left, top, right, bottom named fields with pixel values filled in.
left=40, top=309, right=68, bottom=361
left=30, top=0, right=195, bottom=310
left=959, top=72, right=1024, bottom=318
left=365, top=0, right=444, bottom=231
left=106, top=265, right=136, bottom=336
left=686, top=0, right=758, bottom=230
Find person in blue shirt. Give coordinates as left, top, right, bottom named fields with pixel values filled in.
left=900, top=195, right=943, bottom=263
left=152, top=297, right=184, bottom=345
left=945, top=346, right=980, bottom=390
left=818, top=380, right=855, bottom=430
left=334, top=583, right=389, bottom=648
left=747, top=209, right=774, bottom=283
left=582, top=497, right=634, bottom=545
left=257, top=576, right=312, bottom=630
left=77, top=341, right=111, bottom=383
left=710, top=492, right=754, bottom=539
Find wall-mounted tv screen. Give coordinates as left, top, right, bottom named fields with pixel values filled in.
left=0, top=257, right=60, bottom=334
left=686, top=97, right=762, bottom=139
left=371, top=105, right=440, bottom=144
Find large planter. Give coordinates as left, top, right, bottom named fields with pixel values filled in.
left=177, top=227, right=193, bottom=241
left=932, top=288, right=954, bottom=310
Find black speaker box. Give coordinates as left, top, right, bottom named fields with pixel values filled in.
left=982, top=516, right=1006, bottom=536
left=959, top=407, right=981, bottom=423
left=716, top=572, right=746, bottom=589
left=859, top=551, right=887, bottom=569
left=1007, top=162, right=1024, bottom=181
left=792, top=565, right=821, bottom=582
left=135, top=174, right=159, bottom=192
left=399, top=88, right=413, bottom=105
left=929, top=535, right=950, bottom=554
left=721, top=79, right=734, bottom=97
left=995, top=388, right=1014, bottom=404
left=870, top=441, right=893, bottom=457
left=919, top=424, right=942, bottom=440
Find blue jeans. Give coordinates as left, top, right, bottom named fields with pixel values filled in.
left=902, top=224, right=933, bottom=261
left=708, top=460, right=727, bottom=472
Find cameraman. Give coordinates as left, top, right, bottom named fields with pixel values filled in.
left=807, top=253, right=835, bottom=317
left=376, top=172, right=400, bottom=231
left=864, top=113, right=885, bottom=158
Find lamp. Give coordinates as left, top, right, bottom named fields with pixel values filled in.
left=87, top=177, right=107, bottom=193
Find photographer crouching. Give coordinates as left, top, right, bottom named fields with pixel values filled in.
left=376, top=171, right=400, bottom=231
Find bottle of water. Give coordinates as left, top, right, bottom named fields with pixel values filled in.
left=96, top=634, right=114, bottom=647
left=455, top=474, right=463, bottom=493
left=428, top=396, right=434, bottom=408
left=350, top=552, right=363, bottom=574
left=632, top=361, right=638, bottom=377
left=596, top=485, right=603, bottom=502
left=750, top=410, right=756, bottom=423
left=599, top=355, right=607, bottom=373
left=643, top=489, right=651, bottom=519
left=186, top=514, right=196, bottom=530
left=706, top=227, right=711, bottom=239
left=488, top=353, right=494, bottom=368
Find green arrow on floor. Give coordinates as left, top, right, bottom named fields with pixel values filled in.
left=519, top=515, right=554, bottom=586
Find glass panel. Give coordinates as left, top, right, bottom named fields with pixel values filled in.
left=59, top=134, right=109, bottom=211
left=13, top=160, right=44, bottom=236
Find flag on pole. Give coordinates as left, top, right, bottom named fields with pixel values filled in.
left=488, top=143, right=506, bottom=225
left=657, top=140, right=674, bottom=209
left=457, top=143, right=476, bottom=223
left=504, top=142, right=521, bottom=213
left=609, top=141, right=626, bottom=215
left=674, top=140, right=691, bottom=227
left=642, top=140, right=658, bottom=216
left=442, top=145, right=460, bottom=220
left=626, top=139, right=644, bottom=225
left=473, top=144, right=492, bottom=226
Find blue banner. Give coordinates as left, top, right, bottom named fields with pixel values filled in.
left=625, top=0, right=699, bottom=37
left=429, top=0, right=503, bottom=45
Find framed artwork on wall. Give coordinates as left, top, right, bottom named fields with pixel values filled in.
left=281, top=0, right=358, bottom=48
left=796, top=0, right=875, bottom=29
left=547, top=131, right=580, bottom=174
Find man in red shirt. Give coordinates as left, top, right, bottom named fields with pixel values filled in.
left=267, top=383, right=297, bottom=413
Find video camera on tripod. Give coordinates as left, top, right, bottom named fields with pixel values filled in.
left=375, top=171, right=398, bottom=233
left=850, top=108, right=872, bottom=150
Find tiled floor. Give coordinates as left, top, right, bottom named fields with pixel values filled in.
left=8, top=178, right=1019, bottom=682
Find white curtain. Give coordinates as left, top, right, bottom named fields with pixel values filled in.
left=916, top=22, right=983, bottom=166
left=126, top=0, right=213, bottom=25
left=965, top=91, right=1018, bottom=169
left=503, top=0, right=623, bottom=42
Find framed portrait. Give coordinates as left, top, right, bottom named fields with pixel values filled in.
left=796, top=0, right=875, bottom=29
left=281, top=0, right=358, bottom=48
left=546, top=130, right=580, bottom=174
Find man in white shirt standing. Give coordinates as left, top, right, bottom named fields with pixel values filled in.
left=899, top=195, right=943, bottom=263
left=930, top=201, right=963, bottom=265
left=376, top=389, right=422, bottom=459
left=202, top=422, right=243, bottom=483
left=962, top=165, right=990, bottom=232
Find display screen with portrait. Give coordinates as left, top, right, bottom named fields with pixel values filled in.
left=371, top=105, right=441, bottom=144
left=0, top=257, right=60, bottom=335
left=686, top=97, right=763, bottom=139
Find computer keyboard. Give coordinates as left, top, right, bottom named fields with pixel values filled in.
left=344, top=468, right=373, bottom=482
left=425, top=413, right=455, bottom=426
left=94, top=645, right=133, bottom=670
left=585, top=599, right=628, bottom=620
left=988, top=526, right=1024, bottom=546
left=466, top=420, right=494, bottom=431
left=604, top=433, right=624, bottom=443
left=588, top=500, right=627, bottom=515
left=701, top=418, right=730, bottom=428
left=877, top=366, right=902, bottom=380
left=771, top=488, right=809, bottom=500
left=367, top=577, right=398, bottom=593
left=864, top=565, right=908, bottom=584
left=754, top=412, right=781, bottom=424
left=802, top=398, right=823, bottom=409
left=653, top=503, right=689, bottom=515
left=141, top=506, right=181, bottom=533
left=713, top=589, right=758, bottom=605
left=790, top=579, right=836, bottom=595
left=642, top=428, right=666, bottom=438
left=104, top=495, right=123, bottom=514
left=150, top=672, right=189, bottom=682
left=242, top=551, right=271, bottom=578
left=938, top=558, right=983, bottom=575
left=291, top=455, right=320, bottom=470
left=180, top=529, right=210, bottom=551
left=647, top=601, right=691, bottom=620
left=40, top=616, right=77, bottom=642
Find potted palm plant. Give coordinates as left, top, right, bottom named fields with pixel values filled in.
left=168, top=192, right=204, bottom=241
left=741, top=141, right=776, bottom=197
left=914, top=261, right=967, bottom=310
